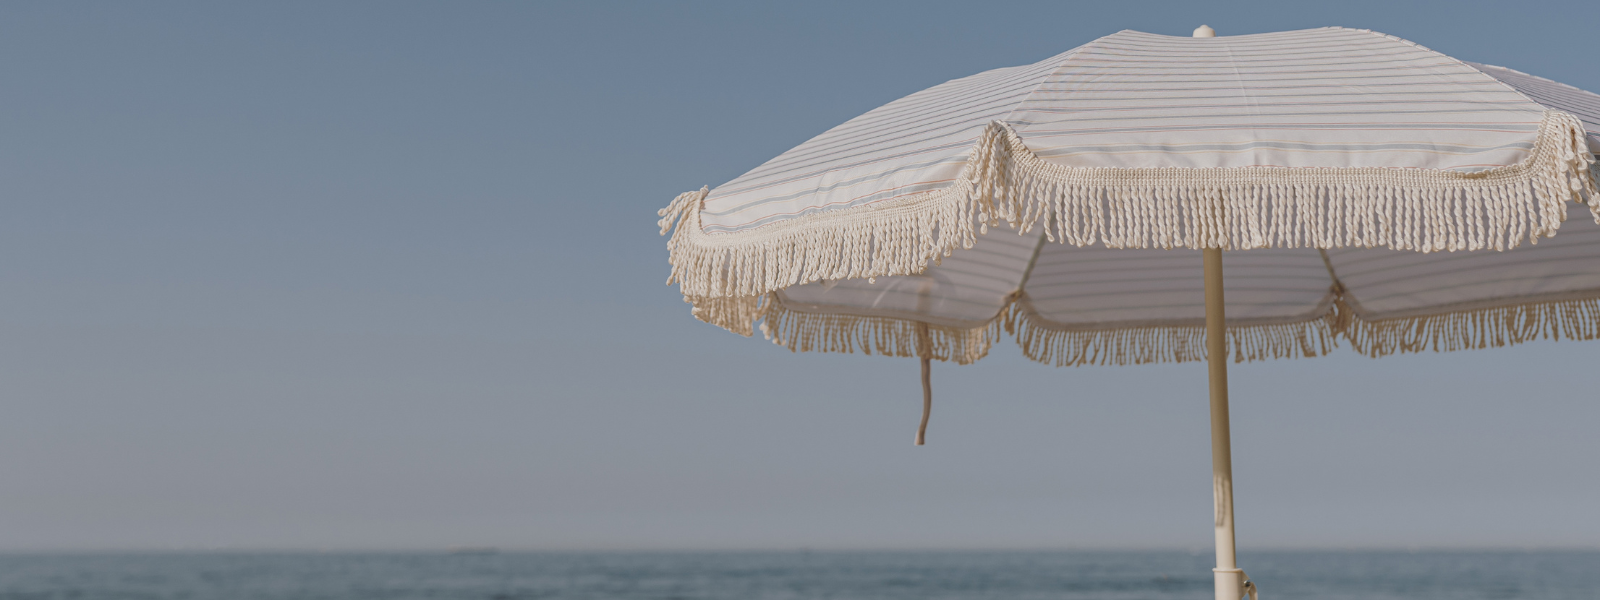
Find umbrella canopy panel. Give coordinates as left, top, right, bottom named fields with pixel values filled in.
left=691, top=28, right=1590, bottom=241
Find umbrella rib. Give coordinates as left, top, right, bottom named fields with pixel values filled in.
left=1317, top=248, right=1348, bottom=297
left=1012, top=219, right=1054, bottom=300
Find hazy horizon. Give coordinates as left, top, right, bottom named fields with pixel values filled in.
left=4, top=546, right=1599, bottom=554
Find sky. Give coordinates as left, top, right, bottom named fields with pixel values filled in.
left=0, top=0, right=1597, bottom=551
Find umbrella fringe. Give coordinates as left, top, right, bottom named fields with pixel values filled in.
left=975, top=111, right=1598, bottom=253
left=1005, top=301, right=1340, bottom=366
left=657, top=182, right=985, bottom=300
left=755, top=294, right=1002, bottom=365
left=681, top=294, right=770, bottom=337
left=660, top=111, right=1597, bottom=301
left=683, top=292, right=1600, bottom=366
left=1338, top=296, right=1600, bottom=357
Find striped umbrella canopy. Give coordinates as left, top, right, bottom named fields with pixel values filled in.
left=655, top=26, right=1599, bottom=600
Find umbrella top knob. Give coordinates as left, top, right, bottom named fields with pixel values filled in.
left=1193, top=24, right=1216, bottom=38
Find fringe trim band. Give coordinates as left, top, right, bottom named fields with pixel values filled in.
left=660, top=111, right=1599, bottom=300
left=1008, top=299, right=1340, bottom=367
left=749, top=294, right=1003, bottom=365
left=690, top=292, right=1600, bottom=367
left=1337, top=296, right=1600, bottom=357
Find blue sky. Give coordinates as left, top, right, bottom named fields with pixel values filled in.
left=0, top=0, right=1597, bottom=550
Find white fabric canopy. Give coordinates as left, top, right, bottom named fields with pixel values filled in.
left=698, top=28, right=1592, bottom=236
left=657, top=27, right=1600, bottom=366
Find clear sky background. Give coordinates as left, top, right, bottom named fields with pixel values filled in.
left=1, top=0, right=1597, bottom=551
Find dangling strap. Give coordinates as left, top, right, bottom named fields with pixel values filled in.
left=915, top=322, right=932, bottom=446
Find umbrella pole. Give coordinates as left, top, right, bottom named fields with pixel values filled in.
left=1190, top=24, right=1248, bottom=600
left=1204, top=248, right=1247, bottom=600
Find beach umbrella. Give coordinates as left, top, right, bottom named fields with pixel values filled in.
left=655, top=25, right=1600, bottom=600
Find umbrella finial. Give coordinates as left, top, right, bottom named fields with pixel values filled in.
left=1193, top=25, right=1215, bottom=38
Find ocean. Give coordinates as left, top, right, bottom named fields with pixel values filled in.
left=0, top=550, right=1595, bottom=599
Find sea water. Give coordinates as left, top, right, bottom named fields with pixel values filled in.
left=0, top=550, right=1595, bottom=599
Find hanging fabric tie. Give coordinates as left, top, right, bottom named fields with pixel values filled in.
left=915, top=321, right=932, bottom=445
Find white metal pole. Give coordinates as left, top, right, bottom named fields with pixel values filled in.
left=1195, top=25, right=1247, bottom=600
